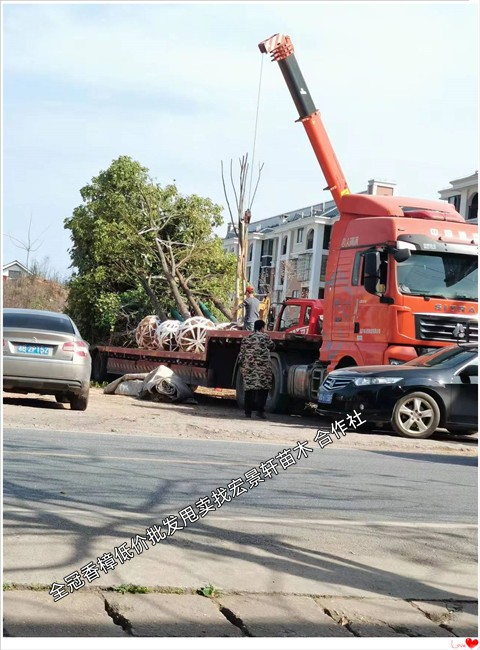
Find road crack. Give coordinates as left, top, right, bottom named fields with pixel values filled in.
left=215, top=602, right=253, bottom=637
left=103, top=595, right=135, bottom=636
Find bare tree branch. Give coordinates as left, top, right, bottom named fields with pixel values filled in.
left=221, top=160, right=237, bottom=236
left=248, top=162, right=265, bottom=210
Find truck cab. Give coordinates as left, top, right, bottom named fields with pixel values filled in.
left=274, top=298, right=324, bottom=336
left=322, top=195, right=478, bottom=369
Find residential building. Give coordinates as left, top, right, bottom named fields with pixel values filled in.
left=438, top=171, right=478, bottom=224
left=223, top=179, right=396, bottom=306
left=2, top=260, right=32, bottom=281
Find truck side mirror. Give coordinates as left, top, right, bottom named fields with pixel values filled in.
left=393, top=249, right=411, bottom=263
left=364, top=251, right=381, bottom=295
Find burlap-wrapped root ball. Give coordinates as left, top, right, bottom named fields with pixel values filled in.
left=156, top=320, right=181, bottom=351
left=135, top=315, right=161, bottom=349
left=176, top=317, right=215, bottom=353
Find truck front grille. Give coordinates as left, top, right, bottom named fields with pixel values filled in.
left=415, top=314, right=478, bottom=343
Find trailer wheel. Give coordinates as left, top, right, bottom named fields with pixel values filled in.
left=235, top=370, right=245, bottom=410
left=235, top=360, right=288, bottom=414
left=265, top=359, right=289, bottom=414
left=91, top=351, right=108, bottom=383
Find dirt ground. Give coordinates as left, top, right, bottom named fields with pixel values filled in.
left=2, top=386, right=477, bottom=456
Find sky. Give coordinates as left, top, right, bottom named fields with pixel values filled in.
left=2, top=1, right=478, bottom=278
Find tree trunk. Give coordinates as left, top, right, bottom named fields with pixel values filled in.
left=137, top=275, right=168, bottom=321
left=155, top=240, right=190, bottom=319
left=207, top=295, right=233, bottom=321
left=175, top=270, right=203, bottom=317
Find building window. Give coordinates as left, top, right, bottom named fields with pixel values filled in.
left=258, top=267, right=274, bottom=293
left=322, top=226, right=332, bottom=250
left=296, top=254, right=312, bottom=281
left=282, top=236, right=288, bottom=255
left=8, top=270, right=22, bottom=279
left=260, top=239, right=274, bottom=268
left=468, top=193, right=478, bottom=221
left=248, top=244, right=253, bottom=262
left=291, top=290, right=299, bottom=298
left=306, top=229, right=314, bottom=250
left=318, top=288, right=325, bottom=299
left=448, top=195, right=461, bottom=212
left=320, top=255, right=328, bottom=282
left=296, top=227, right=304, bottom=244
left=261, top=239, right=274, bottom=255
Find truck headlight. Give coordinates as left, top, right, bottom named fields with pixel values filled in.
left=354, top=377, right=402, bottom=386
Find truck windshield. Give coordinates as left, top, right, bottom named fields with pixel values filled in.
left=396, top=252, right=478, bottom=301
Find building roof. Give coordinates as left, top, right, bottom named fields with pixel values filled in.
left=438, top=171, right=478, bottom=194
left=2, top=260, right=32, bottom=274
left=224, top=200, right=339, bottom=240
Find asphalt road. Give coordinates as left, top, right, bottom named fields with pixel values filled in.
left=3, top=427, right=478, bottom=600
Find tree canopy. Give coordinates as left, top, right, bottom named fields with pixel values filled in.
left=64, top=156, right=235, bottom=343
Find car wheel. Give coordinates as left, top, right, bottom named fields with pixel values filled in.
left=447, top=428, right=478, bottom=436
left=55, top=395, right=69, bottom=404
left=391, top=391, right=440, bottom=439
left=70, top=391, right=89, bottom=411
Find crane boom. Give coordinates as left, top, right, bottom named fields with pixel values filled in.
left=258, top=33, right=350, bottom=209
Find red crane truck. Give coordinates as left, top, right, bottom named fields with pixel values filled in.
left=91, top=33, right=478, bottom=413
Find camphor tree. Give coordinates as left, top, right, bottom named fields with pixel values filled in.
left=65, top=156, right=235, bottom=344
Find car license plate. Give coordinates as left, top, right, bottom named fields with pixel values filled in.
left=318, top=390, right=333, bottom=405
left=16, top=344, right=52, bottom=356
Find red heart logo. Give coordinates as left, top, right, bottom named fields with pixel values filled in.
left=466, top=640, right=478, bottom=649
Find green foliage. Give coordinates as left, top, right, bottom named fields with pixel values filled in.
left=90, top=380, right=108, bottom=389
left=198, top=583, right=222, bottom=598
left=64, top=156, right=235, bottom=343
left=113, top=584, right=152, bottom=594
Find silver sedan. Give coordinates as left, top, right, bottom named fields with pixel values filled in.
left=3, top=308, right=91, bottom=410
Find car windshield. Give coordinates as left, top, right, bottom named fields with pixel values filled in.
left=3, top=312, right=75, bottom=334
left=406, top=345, right=478, bottom=368
left=397, top=251, right=478, bottom=301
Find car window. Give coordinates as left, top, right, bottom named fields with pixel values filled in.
left=279, top=305, right=302, bottom=330
left=303, top=306, right=311, bottom=326
left=406, top=346, right=477, bottom=368
left=3, top=312, right=75, bottom=334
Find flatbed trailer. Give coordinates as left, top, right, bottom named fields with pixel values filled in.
left=91, top=325, right=324, bottom=412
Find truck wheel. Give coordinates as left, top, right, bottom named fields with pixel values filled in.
left=70, top=390, right=89, bottom=411
left=235, top=371, right=245, bottom=410
left=265, top=359, right=289, bottom=414
left=92, top=351, right=108, bottom=383
left=391, top=391, right=440, bottom=439
left=336, top=357, right=357, bottom=369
